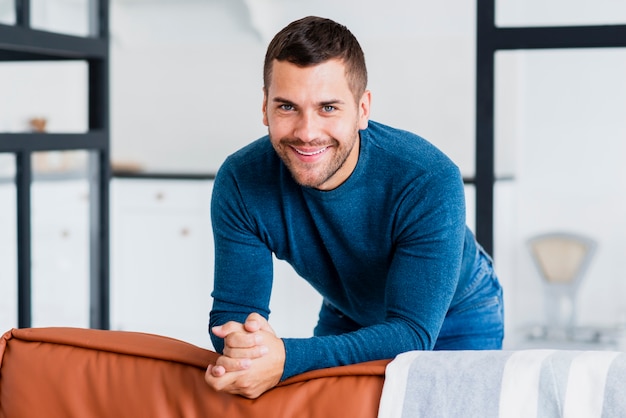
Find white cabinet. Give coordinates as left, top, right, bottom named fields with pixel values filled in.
left=110, top=178, right=215, bottom=349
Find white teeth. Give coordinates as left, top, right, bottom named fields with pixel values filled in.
left=294, top=147, right=328, bottom=156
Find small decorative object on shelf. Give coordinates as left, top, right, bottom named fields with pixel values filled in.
left=29, top=117, right=47, bottom=133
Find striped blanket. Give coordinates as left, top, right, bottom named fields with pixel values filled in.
left=378, top=350, right=626, bottom=418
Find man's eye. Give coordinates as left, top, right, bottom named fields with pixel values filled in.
left=280, top=104, right=294, bottom=111
left=322, top=105, right=335, bottom=112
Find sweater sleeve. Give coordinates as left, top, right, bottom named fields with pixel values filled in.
left=209, top=162, right=275, bottom=354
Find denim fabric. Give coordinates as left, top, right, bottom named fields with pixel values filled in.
left=314, top=299, right=362, bottom=336
left=434, top=245, right=504, bottom=350
left=314, top=245, right=505, bottom=350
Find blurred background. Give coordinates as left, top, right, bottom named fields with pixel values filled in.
left=1, top=0, right=626, bottom=351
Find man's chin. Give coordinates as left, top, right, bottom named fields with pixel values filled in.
left=292, top=176, right=321, bottom=189
left=289, top=171, right=326, bottom=189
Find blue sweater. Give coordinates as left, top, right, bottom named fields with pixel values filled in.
left=209, top=121, right=478, bottom=379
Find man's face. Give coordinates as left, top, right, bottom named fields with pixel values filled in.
left=263, top=59, right=370, bottom=191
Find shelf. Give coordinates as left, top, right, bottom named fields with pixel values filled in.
left=0, top=131, right=108, bottom=152
left=112, top=171, right=216, bottom=181
left=0, top=23, right=107, bottom=61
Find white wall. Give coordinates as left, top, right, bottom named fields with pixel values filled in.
left=0, top=61, right=87, bottom=133
left=109, top=0, right=477, bottom=176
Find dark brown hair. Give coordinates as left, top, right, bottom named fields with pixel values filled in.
left=263, top=16, right=368, bottom=101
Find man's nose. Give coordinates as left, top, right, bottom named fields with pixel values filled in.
left=293, top=112, right=320, bottom=143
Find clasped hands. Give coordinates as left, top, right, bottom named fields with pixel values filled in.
left=205, top=313, right=285, bottom=399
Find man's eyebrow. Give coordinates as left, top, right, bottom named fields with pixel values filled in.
left=319, top=99, right=345, bottom=106
left=272, top=96, right=294, bottom=104
left=271, top=97, right=345, bottom=106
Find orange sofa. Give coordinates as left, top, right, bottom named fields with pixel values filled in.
left=0, top=327, right=388, bottom=417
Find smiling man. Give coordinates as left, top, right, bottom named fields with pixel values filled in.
left=205, top=16, right=504, bottom=399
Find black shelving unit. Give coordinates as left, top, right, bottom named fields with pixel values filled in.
left=0, top=0, right=110, bottom=329
left=475, top=0, right=626, bottom=255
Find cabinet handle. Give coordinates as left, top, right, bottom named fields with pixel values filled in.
left=155, top=192, right=165, bottom=201
left=180, top=227, right=190, bottom=237
left=61, top=229, right=70, bottom=238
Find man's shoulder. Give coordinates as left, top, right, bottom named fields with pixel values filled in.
left=217, top=136, right=280, bottom=179
left=365, top=120, right=428, bottom=143
left=363, top=121, right=457, bottom=173
left=226, top=135, right=276, bottom=166
left=213, top=136, right=292, bottom=207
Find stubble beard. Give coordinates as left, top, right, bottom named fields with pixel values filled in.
left=271, top=128, right=359, bottom=190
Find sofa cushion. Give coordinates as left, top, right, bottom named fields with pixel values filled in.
left=0, top=327, right=388, bottom=418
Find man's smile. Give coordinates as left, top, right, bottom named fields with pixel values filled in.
left=291, top=146, right=329, bottom=156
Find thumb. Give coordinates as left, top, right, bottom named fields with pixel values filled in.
left=245, top=312, right=275, bottom=335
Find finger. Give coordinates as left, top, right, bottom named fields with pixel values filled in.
left=212, top=320, right=245, bottom=338
left=205, top=366, right=271, bottom=399
left=244, top=313, right=275, bottom=334
left=223, top=344, right=269, bottom=359
left=205, top=369, right=260, bottom=398
left=223, top=329, right=263, bottom=349
left=215, top=355, right=252, bottom=373
left=244, top=316, right=261, bottom=333
left=206, top=364, right=225, bottom=378
left=205, top=365, right=239, bottom=392
left=211, top=365, right=226, bottom=377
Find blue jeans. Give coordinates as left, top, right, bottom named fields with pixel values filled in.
left=434, top=246, right=504, bottom=350
left=314, top=246, right=505, bottom=350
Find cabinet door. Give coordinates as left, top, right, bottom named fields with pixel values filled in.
left=31, top=179, right=90, bottom=328
left=111, top=179, right=214, bottom=349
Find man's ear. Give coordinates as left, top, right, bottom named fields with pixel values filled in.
left=358, top=90, right=371, bottom=130
left=262, top=87, right=269, bottom=127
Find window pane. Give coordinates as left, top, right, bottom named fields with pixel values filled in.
left=494, top=51, right=521, bottom=179
left=497, top=0, right=626, bottom=27
left=0, top=153, right=17, bottom=332
left=0, top=61, right=88, bottom=133
left=31, top=150, right=91, bottom=328
left=30, top=0, right=97, bottom=37
left=493, top=180, right=516, bottom=349
left=0, top=0, right=15, bottom=24
left=494, top=48, right=626, bottom=349
left=464, top=184, right=476, bottom=234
